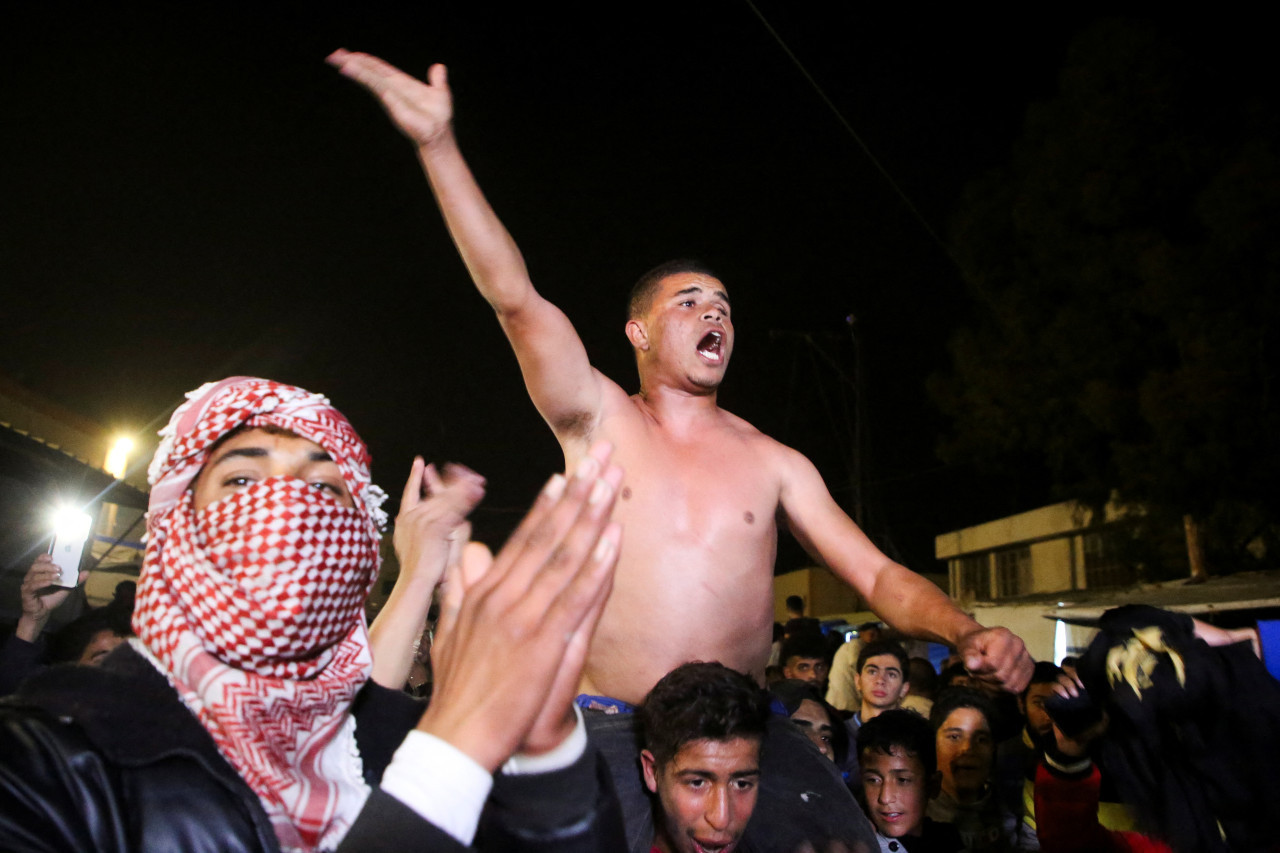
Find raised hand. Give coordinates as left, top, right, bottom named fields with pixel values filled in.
left=423, top=442, right=623, bottom=772
left=957, top=625, right=1035, bottom=693
left=368, top=458, right=486, bottom=689
left=327, top=49, right=454, bottom=148
left=394, top=458, right=485, bottom=592
left=16, top=555, right=87, bottom=642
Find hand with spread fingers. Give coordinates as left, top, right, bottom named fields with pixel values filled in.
left=327, top=49, right=454, bottom=150
left=16, top=555, right=87, bottom=643
left=369, top=458, right=486, bottom=689
left=957, top=625, right=1035, bottom=694
left=423, top=441, right=623, bottom=773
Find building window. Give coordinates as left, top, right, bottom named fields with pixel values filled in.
left=994, top=546, right=1030, bottom=597
left=957, top=554, right=991, bottom=601
left=1083, top=530, right=1135, bottom=588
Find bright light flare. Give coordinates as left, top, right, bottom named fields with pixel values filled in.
left=105, top=436, right=134, bottom=480
left=51, top=506, right=93, bottom=539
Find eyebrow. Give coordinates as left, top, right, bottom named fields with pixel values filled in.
left=674, top=285, right=731, bottom=304
left=795, top=720, right=834, bottom=732
left=678, top=767, right=761, bottom=779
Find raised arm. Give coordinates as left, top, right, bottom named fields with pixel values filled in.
left=778, top=447, right=1033, bottom=693
left=328, top=50, right=604, bottom=438
left=368, top=458, right=485, bottom=690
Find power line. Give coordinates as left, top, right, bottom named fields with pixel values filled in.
left=742, top=0, right=959, bottom=268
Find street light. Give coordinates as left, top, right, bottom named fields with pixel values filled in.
left=104, top=436, right=133, bottom=480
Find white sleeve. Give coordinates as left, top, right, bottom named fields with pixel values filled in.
left=379, top=730, right=494, bottom=846
left=501, top=705, right=587, bottom=776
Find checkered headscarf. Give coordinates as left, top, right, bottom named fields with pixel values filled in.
left=133, top=377, right=388, bottom=852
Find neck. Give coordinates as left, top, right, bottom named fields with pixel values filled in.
left=635, top=381, right=721, bottom=425
left=946, top=781, right=986, bottom=806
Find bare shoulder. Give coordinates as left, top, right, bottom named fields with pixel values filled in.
left=715, top=412, right=801, bottom=458
left=714, top=409, right=812, bottom=476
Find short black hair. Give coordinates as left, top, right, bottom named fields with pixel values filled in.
left=47, top=608, right=120, bottom=664
left=780, top=633, right=827, bottom=666
left=640, top=661, right=770, bottom=767
left=785, top=595, right=805, bottom=612
left=858, top=709, right=937, bottom=778
left=930, top=686, right=997, bottom=734
left=907, top=658, right=939, bottom=699
left=628, top=259, right=720, bottom=320
left=772, top=679, right=849, bottom=764
left=938, top=662, right=972, bottom=690
left=1022, top=661, right=1064, bottom=700
left=856, top=639, right=909, bottom=675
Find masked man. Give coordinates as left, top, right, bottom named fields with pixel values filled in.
left=0, top=377, right=624, bottom=852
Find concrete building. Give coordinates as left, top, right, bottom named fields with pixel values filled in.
left=935, top=499, right=1143, bottom=603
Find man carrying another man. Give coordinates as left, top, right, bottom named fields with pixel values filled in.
left=329, top=46, right=1032, bottom=851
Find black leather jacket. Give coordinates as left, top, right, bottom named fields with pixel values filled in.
left=0, top=645, right=622, bottom=852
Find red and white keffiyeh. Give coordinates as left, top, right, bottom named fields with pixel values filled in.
left=133, top=377, right=389, bottom=852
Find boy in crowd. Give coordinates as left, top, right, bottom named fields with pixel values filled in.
left=780, top=633, right=831, bottom=686
left=928, top=688, right=1019, bottom=851
left=639, top=662, right=771, bottom=853
left=771, top=678, right=848, bottom=765
left=858, top=709, right=962, bottom=853
left=827, top=622, right=882, bottom=713
left=852, top=640, right=912, bottom=730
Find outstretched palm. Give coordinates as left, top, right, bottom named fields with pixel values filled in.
left=328, top=49, right=453, bottom=147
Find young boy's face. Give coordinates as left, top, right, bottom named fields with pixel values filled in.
left=860, top=746, right=928, bottom=839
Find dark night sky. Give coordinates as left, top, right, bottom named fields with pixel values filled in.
left=4, top=4, right=1184, bottom=570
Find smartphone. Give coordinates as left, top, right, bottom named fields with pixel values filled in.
left=49, top=507, right=93, bottom=588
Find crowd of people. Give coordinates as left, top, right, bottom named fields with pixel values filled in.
left=1, top=45, right=1278, bottom=853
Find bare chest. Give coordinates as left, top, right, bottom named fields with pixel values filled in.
left=602, top=421, right=780, bottom=542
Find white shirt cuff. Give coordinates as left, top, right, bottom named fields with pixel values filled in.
left=501, top=705, right=587, bottom=776
left=380, top=730, right=494, bottom=846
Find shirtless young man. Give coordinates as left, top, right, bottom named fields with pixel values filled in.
left=327, top=50, right=1033, bottom=706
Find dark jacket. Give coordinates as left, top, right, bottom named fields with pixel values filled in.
left=0, top=644, right=622, bottom=852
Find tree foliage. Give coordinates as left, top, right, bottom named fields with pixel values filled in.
left=933, top=18, right=1280, bottom=574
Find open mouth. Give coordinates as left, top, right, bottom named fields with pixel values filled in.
left=692, top=840, right=735, bottom=853
left=696, top=330, right=724, bottom=363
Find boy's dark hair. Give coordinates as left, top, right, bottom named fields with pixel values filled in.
left=628, top=259, right=720, bottom=320
left=785, top=595, right=805, bottom=613
left=47, top=608, right=119, bottom=664
left=772, top=679, right=850, bottom=765
left=640, top=661, right=770, bottom=767
left=907, top=658, right=939, bottom=700
left=856, top=639, right=910, bottom=675
left=937, top=662, right=972, bottom=690
left=780, top=633, right=827, bottom=665
left=1022, top=660, right=1064, bottom=699
left=930, top=686, right=997, bottom=733
left=858, top=709, right=937, bottom=778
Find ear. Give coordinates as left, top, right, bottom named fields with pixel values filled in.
left=625, top=318, right=650, bottom=351
left=1016, top=693, right=1027, bottom=717
left=641, top=749, right=659, bottom=793
left=900, top=680, right=910, bottom=699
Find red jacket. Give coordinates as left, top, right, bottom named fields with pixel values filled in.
left=1034, top=761, right=1171, bottom=853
